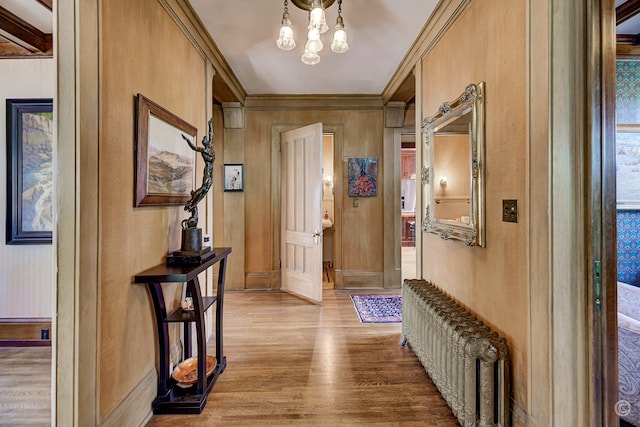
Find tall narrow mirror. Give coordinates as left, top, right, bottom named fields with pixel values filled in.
left=421, top=82, right=485, bottom=246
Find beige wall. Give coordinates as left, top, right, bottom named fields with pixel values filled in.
left=99, top=0, right=209, bottom=420
left=420, top=0, right=528, bottom=415
left=0, top=59, right=54, bottom=319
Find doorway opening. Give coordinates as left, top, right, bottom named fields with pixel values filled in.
left=400, top=132, right=416, bottom=282
left=614, top=56, right=640, bottom=427
left=322, top=133, right=335, bottom=289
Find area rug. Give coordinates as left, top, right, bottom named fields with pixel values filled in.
left=350, top=294, right=402, bottom=323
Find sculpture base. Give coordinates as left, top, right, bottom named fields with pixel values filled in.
left=181, top=227, right=202, bottom=252
left=167, top=247, right=215, bottom=267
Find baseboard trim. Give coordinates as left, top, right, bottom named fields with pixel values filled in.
left=245, top=272, right=272, bottom=290
left=0, top=339, right=51, bottom=347
left=0, top=318, right=52, bottom=346
left=100, top=367, right=156, bottom=427
left=244, top=271, right=281, bottom=290
left=341, top=271, right=384, bottom=288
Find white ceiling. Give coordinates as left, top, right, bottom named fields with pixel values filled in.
left=189, top=0, right=439, bottom=96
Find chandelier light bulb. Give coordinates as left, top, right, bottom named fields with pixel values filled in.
left=308, top=26, right=320, bottom=41
left=276, top=10, right=296, bottom=50
left=305, top=37, right=323, bottom=53
left=301, top=50, right=320, bottom=65
left=309, top=1, right=329, bottom=34
left=331, top=16, right=349, bottom=53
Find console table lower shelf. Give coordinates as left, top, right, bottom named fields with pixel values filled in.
left=134, top=247, right=232, bottom=415
left=153, top=357, right=227, bottom=414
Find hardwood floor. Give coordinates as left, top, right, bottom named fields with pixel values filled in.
left=147, top=289, right=458, bottom=426
left=0, top=290, right=459, bottom=426
left=0, top=347, right=50, bottom=426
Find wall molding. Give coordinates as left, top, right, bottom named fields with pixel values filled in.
left=341, top=271, right=385, bottom=288
left=99, top=367, right=155, bottom=427
left=245, top=272, right=273, bottom=290
left=246, top=95, right=383, bottom=110
left=158, top=0, right=246, bottom=103
left=382, top=0, right=471, bottom=103
left=0, top=318, right=51, bottom=346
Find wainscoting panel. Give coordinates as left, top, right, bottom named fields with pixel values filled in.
left=243, top=271, right=282, bottom=290
left=341, top=271, right=384, bottom=288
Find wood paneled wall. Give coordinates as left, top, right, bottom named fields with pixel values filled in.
left=99, top=0, right=208, bottom=421
left=236, top=103, right=388, bottom=290
left=420, top=0, right=528, bottom=416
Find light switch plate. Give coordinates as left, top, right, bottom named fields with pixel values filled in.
left=503, top=199, right=518, bottom=223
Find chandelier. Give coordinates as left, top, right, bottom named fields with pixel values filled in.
left=276, top=0, right=349, bottom=65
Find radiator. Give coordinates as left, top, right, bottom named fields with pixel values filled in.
left=402, top=279, right=509, bottom=427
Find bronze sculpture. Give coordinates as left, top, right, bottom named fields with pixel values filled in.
left=178, top=118, right=214, bottom=255
left=182, top=118, right=215, bottom=227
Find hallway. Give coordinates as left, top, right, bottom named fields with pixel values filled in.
left=146, top=289, right=458, bottom=426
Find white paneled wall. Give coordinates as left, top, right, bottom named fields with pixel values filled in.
left=0, top=59, right=54, bottom=318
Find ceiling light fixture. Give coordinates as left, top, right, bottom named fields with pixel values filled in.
left=276, top=0, right=349, bottom=65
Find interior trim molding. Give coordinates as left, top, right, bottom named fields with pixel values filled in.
left=158, top=0, right=246, bottom=103
left=246, top=95, right=383, bottom=110
left=341, top=271, right=385, bottom=288
left=0, top=6, right=52, bottom=53
left=0, top=318, right=52, bottom=346
left=245, top=272, right=273, bottom=290
left=382, top=0, right=471, bottom=103
left=99, top=367, right=155, bottom=427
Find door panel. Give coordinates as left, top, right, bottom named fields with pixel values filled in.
left=281, top=123, right=323, bottom=302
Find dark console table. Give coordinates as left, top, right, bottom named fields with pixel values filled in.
left=134, top=247, right=232, bottom=414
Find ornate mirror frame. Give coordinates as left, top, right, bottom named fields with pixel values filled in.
left=421, top=82, right=485, bottom=247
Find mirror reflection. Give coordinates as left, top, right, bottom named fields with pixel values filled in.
left=422, top=82, right=485, bottom=246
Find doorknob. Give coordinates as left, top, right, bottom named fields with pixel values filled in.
left=313, top=229, right=321, bottom=245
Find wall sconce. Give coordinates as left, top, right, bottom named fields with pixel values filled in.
left=323, top=174, right=334, bottom=194
left=440, top=176, right=448, bottom=188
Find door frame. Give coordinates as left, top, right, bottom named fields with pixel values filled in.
left=591, top=0, right=618, bottom=424
left=271, top=124, right=344, bottom=289
left=529, top=0, right=618, bottom=424
left=396, top=128, right=419, bottom=281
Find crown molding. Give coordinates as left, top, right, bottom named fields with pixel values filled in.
left=158, top=0, right=246, bottom=103
left=382, top=0, right=470, bottom=103
left=245, top=94, right=383, bottom=110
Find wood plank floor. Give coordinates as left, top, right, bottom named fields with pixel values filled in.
left=0, top=347, right=51, bottom=426
left=147, top=289, right=459, bottom=426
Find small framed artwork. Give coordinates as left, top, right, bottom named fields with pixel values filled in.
left=348, top=157, right=378, bottom=197
left=134, top=94, right=197, bottom=207
left=6, top=98, right=53, bottom=244
left=223, top=164, right=244, bottom=192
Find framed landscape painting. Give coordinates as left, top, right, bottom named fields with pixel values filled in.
left=6, top=98, right=53, bottom=244
left=134, top=94, right=197, bottom=207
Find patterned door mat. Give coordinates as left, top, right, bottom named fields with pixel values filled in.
left=350, top=294, right=402, bottom=323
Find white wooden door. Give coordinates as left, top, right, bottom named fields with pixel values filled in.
left=281, top=123, right=323, bottom=303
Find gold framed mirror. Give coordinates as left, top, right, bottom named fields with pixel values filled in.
left=421, top=82, right=485, bottom=247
